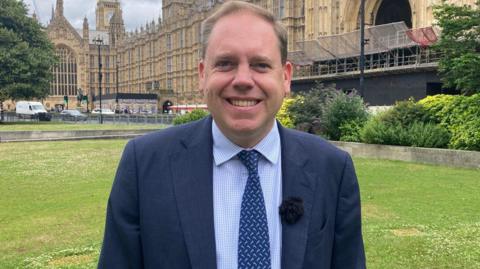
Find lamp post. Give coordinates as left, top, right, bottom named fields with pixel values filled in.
left=359, top=0, right=366, bottom=97
left=116, top=58, right=120, bottom=113
left=77, top=88, right=83, bottom=110
left=93, top=36, right=104, bottom=124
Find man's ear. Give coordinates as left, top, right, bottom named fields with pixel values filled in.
left=283, top=61, right=293, bottom=97
left=198, top=60, right=205, bottom=93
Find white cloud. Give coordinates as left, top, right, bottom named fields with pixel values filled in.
left=23, top=0, right=162, bottom=31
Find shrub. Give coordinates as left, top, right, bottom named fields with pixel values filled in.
left=322, top=91, right=369, bottom=140
left=408, top=122, right=451, bottom=148
left=360, top=115, right=450, bottom=148
left=287, top=83, right=338, bottom=128
left=276, top=97, right=295, bottom=128
left=173, top=109, right=209, bottom=125
left=449, top=118, right=480, bottom=151
left=418, top=94, right=457, bottom=125
left=339, top=121, right=364, bottom=142
left=360, top=116, right=410, bottom=146
left=419, top=94, right=480, bottom=150
left=380, top=98, right=435, bottom=127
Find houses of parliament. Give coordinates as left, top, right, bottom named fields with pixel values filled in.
left=42, top=0, right=474, bottom=112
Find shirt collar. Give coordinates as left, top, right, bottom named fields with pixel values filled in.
left=212, top=120, right=280, bottom=166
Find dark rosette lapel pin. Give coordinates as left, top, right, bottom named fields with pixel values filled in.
left=279, top=197, right=304, bottom=224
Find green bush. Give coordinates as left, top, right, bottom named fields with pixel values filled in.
left=339, top=120, right=364, bottom=142
left=322, top=91, right=369, bottom=140
left=419, top=94, right=480, bottom=150
left=418, top=94, right=457, bottom=125
left=449, top=118, right=480, bottom=151
left=380, top=98, right=435, bottom=127
left=173, top=109, right=209, bottom=125
left=408, top=122, right=451, bottom=148
left=360, top=115, right=450, bottom=148
left=276, top=97, right=295, bottom=128
left=360, top=116, right=410, bottom=146
left=287, top=83, right=338, bottom=127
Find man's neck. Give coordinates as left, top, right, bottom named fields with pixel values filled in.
left=213, top=120, right=276, bottom=149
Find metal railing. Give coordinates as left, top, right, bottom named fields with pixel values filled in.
left=0, top=112, right=176, bottom=125
left=293, top=46, right=441, bottom=79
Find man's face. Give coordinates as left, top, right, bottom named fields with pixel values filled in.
left=198, top=11, right=292, bottom=148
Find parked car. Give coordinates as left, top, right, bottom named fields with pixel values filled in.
left=91, top=108, right=115, bottom=115
left=60, top=109, right=87, bottom=121
left=15, top=101, right=51, bottom=121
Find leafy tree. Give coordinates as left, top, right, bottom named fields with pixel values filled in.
left=0, top=0, right=56, bottom=121
left=433, top=1, right=480, bottom=95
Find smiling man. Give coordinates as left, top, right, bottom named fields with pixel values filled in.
left=98, top=1, right=365, bottom=269
left=198, top=7, right=291, bottom=149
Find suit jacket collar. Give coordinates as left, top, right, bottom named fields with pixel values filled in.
left=171, top=117, right=218, bottom=269
left=172, top=118, right=315, bottom=269
left=279, top=125, right=317, bottom=269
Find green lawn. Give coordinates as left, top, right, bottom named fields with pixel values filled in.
left=0, top=139, right=479, bottom=268
left=0, top=122, right=167, bottom=131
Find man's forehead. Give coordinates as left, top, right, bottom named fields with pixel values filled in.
left=211, top=10, right=273, bottom=34
left=206, top=12, right=277, bottom=48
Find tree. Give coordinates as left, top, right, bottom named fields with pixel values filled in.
left=0, top=0, right=57, bottom=121
left=433, top=1, right=480, bottom=95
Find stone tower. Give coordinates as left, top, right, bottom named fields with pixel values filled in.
left=96, top=0, right=121, bottom=31
left=109, top=9, right=125, bottom=47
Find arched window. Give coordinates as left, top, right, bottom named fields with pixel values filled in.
left=375, top=0, right=412, bottom=28
left=50, top=45, right=78, bottom=96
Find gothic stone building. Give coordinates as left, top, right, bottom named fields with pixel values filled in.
left=44, top=0, right=475, bottom=112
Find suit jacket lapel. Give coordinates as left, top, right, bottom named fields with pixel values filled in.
left=171, top=117, right=217, bottom=269
left=280, top=126, right=317, bottom=269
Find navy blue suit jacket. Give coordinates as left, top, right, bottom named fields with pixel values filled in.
left=98, top=117, right=365, bottom=268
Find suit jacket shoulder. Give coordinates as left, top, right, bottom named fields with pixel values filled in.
left=128, top=117, right=213, bottom=157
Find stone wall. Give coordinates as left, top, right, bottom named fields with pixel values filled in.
left=333, top=141, right=480, bottom=169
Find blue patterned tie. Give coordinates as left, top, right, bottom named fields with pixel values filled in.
left=237, top=150, right=271, bottom=269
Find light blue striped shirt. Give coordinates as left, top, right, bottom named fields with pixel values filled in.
left=212, top=120, right=282, bottom=269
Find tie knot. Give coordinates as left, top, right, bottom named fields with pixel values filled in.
left=237, top=150, right=260, bottom=174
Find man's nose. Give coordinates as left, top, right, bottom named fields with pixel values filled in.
left=232, top=63, right=254, bottom=91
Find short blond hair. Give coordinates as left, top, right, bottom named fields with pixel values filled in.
left=200, top=1, right=288, bottom=64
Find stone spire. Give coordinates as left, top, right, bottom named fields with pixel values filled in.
left=83, top=17, right=89, bottom=42
left=55, top=0, right=64, bottom=17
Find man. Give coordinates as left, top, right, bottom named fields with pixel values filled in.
left=98, top=1, right=365, bottom=268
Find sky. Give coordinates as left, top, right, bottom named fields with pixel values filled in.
left=23, top=0, right=163, bottom=31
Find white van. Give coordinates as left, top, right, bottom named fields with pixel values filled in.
left=15, top=101, right=51, bottom=121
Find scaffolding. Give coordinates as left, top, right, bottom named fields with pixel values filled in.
left=289, top=22, right=441, bottom=78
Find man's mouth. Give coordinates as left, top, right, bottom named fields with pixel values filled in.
left=228, top=99, right=259, bottom=107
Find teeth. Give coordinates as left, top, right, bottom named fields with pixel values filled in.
left=231, top=99, right=257, bottom=107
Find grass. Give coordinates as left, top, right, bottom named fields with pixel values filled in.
left=0, top=139, right=479, bottom=268
left=0, top=122, right=167, bottom=131
left=0, top=140, right=125, bottom=268
left=357, top=159, right=480, bottom=268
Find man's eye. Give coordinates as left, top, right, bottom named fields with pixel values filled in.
left=252, top=63, right=271, bottom=71
left=215, top=61, right=234, bottom=70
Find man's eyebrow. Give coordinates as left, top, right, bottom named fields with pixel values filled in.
left=212, top=53, right=236, bottom=61
left=250, top=55, right=274, bottom=64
